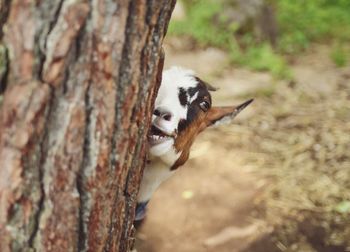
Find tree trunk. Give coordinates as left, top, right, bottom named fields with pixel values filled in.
left=0, top=0, right=175, bottom=251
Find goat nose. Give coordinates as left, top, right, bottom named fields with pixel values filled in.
left=153, top=107, right=173, bottom=121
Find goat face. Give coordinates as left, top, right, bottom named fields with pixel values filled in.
left=148, top=66, right=253, bottom=169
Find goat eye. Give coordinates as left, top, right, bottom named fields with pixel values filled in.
left=199, top=101, right=210, bottom=111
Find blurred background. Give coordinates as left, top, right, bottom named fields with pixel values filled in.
left=137, top=0, right=350, bottom=251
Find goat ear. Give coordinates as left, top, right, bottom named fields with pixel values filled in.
left=195, top=77, right=218, bottom=91
left=201, top=99, right=254, bottom=130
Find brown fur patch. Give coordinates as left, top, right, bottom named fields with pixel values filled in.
left=170, top=107, right=236, bottom=170
left=171, top=112, right=207, bottom=170
left=205, top=107, right=236, bottom=126
left=170, top=101, right=252, bottom=170
left=170, top=150, right=190, bottom=170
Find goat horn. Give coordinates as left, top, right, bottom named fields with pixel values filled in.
left=195, top=77, right=218, bottom=91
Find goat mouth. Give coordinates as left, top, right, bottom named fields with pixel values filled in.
left=148, top=125, right=175, bottom=146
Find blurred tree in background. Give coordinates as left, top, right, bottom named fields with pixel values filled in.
left=169, top=0, right=350, bottom=77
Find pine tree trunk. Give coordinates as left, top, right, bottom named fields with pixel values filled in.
left=0, top=0, right=175, bottom=251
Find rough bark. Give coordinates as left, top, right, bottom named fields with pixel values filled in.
left=0, top=0, right=175, bottom=251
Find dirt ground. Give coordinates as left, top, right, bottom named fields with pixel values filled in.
left=135, top=40, right=350, bottom=252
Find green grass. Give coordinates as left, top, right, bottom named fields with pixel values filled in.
left=238, top=44, right=292, bottom=80
left=168, top=0, right=290, bottom=78
left=277, top=0, right=350, bottom=53
left=169, top=0, right=350, bottom=78
left=169, top=1, right=235, bottom=48
left=330, top=43, right=349, bottom=67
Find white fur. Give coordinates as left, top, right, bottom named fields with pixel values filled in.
left=138, top=149, right=181, bottom=202
left=150, top=67, right=198, bottom=154
left=138, top=67, right=198, bottom=203
left=213, top=114, right=235, bottom=127
left=138, top=161, right=174, bottom=202
left=189, top=91, right=199, bottom=103
left=149, top=137, right=175, bottom=157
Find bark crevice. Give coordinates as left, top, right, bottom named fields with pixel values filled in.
left=104, top=2, right=135, bottom=250
left=0, top=0, right=11, bottom=39
left=77, top=51, right=93, bottom=252
left=0, top=0, right=10, bottom=93
left=27, top=86, right=53, bottom=249
left=35, top=0, right=65, bottom=81
left=0, top=44, right=9, bottom=94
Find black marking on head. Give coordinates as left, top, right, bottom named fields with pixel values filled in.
left=178, top=87, right=188, bottom=107
left=187, top=85, right=199, bottom=98
left=177, top=77, right=214, bottom=133
left=178, top=119, right=187, bottom=132
left=186, top=102, right=201, bottom=125
left=187, top=77, right=214, bottom=104
left=177, top=104, right=200, bottom=134
left=194, top=76, right=218, bottom=91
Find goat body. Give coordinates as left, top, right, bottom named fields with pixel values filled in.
left=135, top=67, right=253, bottom=222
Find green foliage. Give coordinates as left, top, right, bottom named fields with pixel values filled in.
left=169, top=1, right=236, bottom=48
left=330, top=43, right=348, bottom=67
left=169, top=0, right=288, bottom=78
left=169, top=0, right=350, bottom=78
left=238, top=44, right=292, bottom=79
left=276, top=0, right=350, bottom=53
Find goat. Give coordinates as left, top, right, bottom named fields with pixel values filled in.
left=135, top=66, right=253, bottom=224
